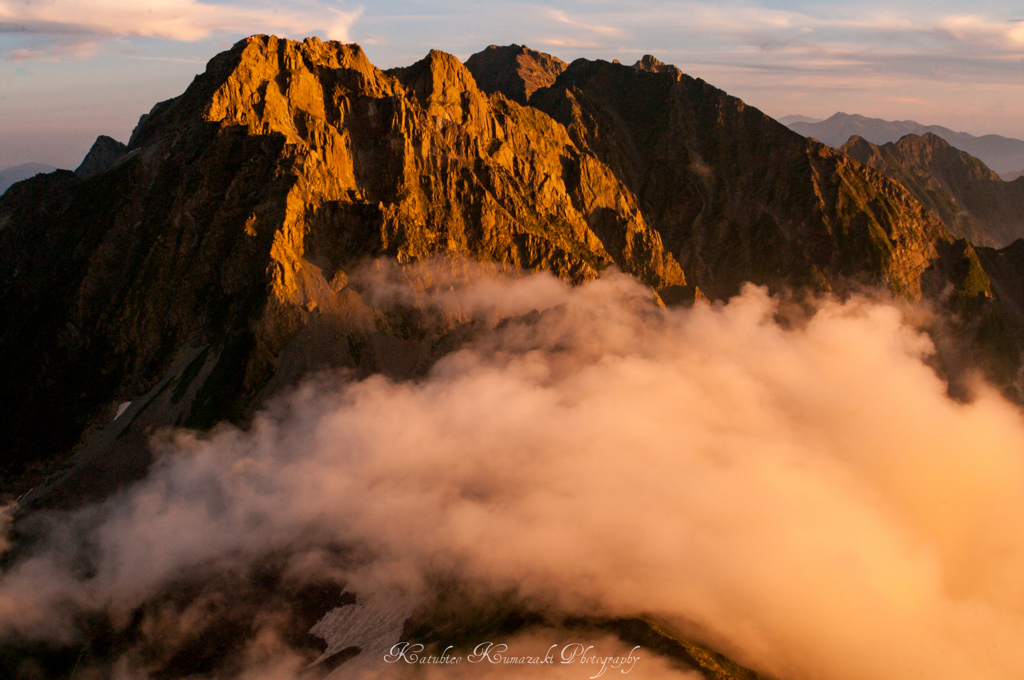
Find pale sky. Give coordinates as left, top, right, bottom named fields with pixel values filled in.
left=1, top=0, right=1022, bottom=169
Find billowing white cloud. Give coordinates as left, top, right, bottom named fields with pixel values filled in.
left=0, top=260, right=1021, bottom=679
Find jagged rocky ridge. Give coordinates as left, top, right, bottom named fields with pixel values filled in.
left=513, top=53, right=952, bottom=301
left=1, top=34, right=1024, bottom=680
left=840, top=132, right=1024, bottom=248
left=1, top=36, right=1020, bottom=503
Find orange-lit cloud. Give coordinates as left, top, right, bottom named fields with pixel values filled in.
left=1, top=261, right=1021, bottom=679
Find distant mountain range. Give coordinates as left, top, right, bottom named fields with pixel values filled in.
left=0, top=139, right=129, bottom=197
left=786, top=113, right=1024, bottom=176
left=0, top=162, right=59, bottom=195
left=777, top=114, right=821, bottom=125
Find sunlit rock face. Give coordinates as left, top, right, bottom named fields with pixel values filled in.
left=1, top=36, right=1009, bottom=494
left=0, top=36, right=690, bottom=498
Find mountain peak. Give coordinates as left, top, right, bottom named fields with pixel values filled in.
left=393, top=49, right=479, bottom=103
left=75, top=135, right=128, bottom=180
left=891, top=132, right=1002, bottom=182
left=632, top=54, right=680, bottom=76
left=464, top=43, right=567, bottom=104
left=126, top=35, right=389, bottom=149
left=205, top=35, right=389, bottom=138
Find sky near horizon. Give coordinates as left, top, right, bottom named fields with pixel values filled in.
left=1, top=0, right=1022, bottom=169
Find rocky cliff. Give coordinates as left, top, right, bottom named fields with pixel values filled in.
left=976, top=238, right=1024, bottom=349
left=490, top=52, right=960, bottom=301
left=840, top=132, right=1024, bottom=248
left=0, top=36, right=688, bottom=504
left=0, top=37, right=1019, bottom=502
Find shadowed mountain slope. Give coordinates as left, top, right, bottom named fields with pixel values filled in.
left=464, top=43, right=567, bottom=105
left=519, top=54, right=957, bottom=301
left=840, top=133, right=1024, bottom=248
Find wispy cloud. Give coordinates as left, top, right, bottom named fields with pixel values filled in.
left=6, top=39, right=99, bottom=62
left=535, top=37, right=610, bottom=50
left=530, top=2, right=1017, bottom=133
left=0, top=0, right=361, bottom=60
left=882, top=95, right=932, bottom=105
left=935, top=14, right=1024, bottom=46
left=615, top=3, right=1024, bottom=50
left=547, top=8, right=623, bottom=37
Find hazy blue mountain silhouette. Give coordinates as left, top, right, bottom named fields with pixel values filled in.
left=787, top=113, right=1024, bottom=175
left=0, top=162, right=59, bottom=195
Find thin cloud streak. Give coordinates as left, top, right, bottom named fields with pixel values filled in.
left=524, top=4, right=1017, bottom=72
left=6, top=40, right=99, bottom=62
left=0, top=0, right=362, bottom=42
left=547, top=9, right=624, bottom=37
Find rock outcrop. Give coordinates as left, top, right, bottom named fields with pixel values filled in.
left=74, top=135, right=129, bottom=179
left=840, top=133, right=1024, bottom=248
left=632, top=54, right=680, bottom=74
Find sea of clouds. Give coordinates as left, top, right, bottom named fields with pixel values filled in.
left=1, top=261, right=1021, bottom=679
